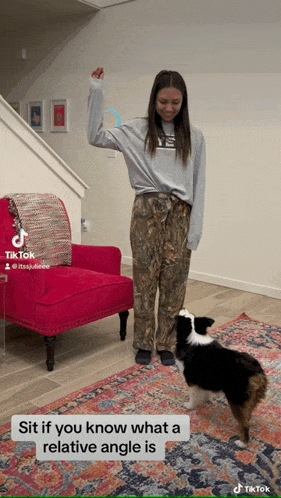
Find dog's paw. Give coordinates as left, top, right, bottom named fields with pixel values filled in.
left=184, top=401, right=196, bottom=410
left=235, top=439, right=247, bottom=448
left=204, top=392, right=214, bottom=403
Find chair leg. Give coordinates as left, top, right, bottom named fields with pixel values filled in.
left=119, top=311, right=129, bottom=341
left=44, top=336, right=56, bottom=371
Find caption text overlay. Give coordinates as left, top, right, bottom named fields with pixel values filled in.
left=12, top=415, right=190, bottom=461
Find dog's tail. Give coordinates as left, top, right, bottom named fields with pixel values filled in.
left=248, top=371, right=268, bottom=404
left=229, top=372, right=267, bottom=447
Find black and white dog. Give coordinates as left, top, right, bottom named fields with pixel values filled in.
left=176, top=309, right=267, bottom=447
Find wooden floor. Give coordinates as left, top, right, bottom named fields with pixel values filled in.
left=1, top=264, right=280, bottom=427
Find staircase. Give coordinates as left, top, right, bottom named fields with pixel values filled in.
left=0, top=95, right=88, bottom=243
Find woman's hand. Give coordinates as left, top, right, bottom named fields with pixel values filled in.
left=91, top=67, right=104, bottom=80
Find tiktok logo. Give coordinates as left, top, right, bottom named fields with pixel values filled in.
left=12, top=229, right=28, bottom=248
left=234, top=483, right=270, bottom=494
left=234, top=484, right=243, bottom=494
left=5, top=229, right=34, bottom=267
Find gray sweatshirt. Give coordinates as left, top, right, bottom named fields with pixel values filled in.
left=88, top=78, right=206, bottom=250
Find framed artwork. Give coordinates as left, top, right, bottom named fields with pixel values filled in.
left=28, top=101, right=44, bottom=132
left=51, top=100, right=69, bottom=132
left=9, top=102, right=22, bottom=116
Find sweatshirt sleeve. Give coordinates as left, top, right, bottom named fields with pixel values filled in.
left=187, top=131, right=206, bottom=251
left=87, top=78, right=122, bottom=151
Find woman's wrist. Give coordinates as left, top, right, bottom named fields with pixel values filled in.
left=89, top=76, right=103, bottom=88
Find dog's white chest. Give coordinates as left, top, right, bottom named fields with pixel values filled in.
left=188, top=330, right=214, bottom=346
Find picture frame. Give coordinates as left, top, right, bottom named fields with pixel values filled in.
left=9, top=102, right=22, bottom=116
left=28, top=101, right=44, bottom=132
left=51, top=99, right=69, bottom=132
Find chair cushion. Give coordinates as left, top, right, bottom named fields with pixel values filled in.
left=34, top=267, right=134, bottom=333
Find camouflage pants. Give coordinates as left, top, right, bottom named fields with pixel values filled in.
left=130, top=193, right=192, bottom=353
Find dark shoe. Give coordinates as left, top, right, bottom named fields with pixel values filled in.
left=158, top=350, right=175, bottom=366
left=135, top=349, right=151, bottom=365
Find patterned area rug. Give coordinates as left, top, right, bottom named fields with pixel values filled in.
left=0, top=314, right=280, bottom=497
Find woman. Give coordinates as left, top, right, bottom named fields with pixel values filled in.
left=88, top=67, right=206, bottom=366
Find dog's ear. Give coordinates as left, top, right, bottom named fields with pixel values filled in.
left=176, top=315, right=192, bottom=341
left=194, top=317, right=215, bottom=335
left=176, top=315, right=188, bottom=332
left=205, top=317, right=215, bottom=328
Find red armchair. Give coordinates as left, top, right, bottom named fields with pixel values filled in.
left=0, top=196, right=134, bottom=371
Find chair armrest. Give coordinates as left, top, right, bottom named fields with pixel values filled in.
left=0, top=256, right=46, bottom=300
left=72, top=244, right=122, bottom=275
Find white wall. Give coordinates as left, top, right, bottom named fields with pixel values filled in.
left=7, top=0, right=281, bottom=298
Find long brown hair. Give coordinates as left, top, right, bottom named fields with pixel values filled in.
left=145, top=70, right=191, bottom=165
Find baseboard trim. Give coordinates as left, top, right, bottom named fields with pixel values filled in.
left=189, top=271, right=281, bottom=299
left=122, top=256, right=281, bottom=299
left=122, top=256, right=133, bottom=266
